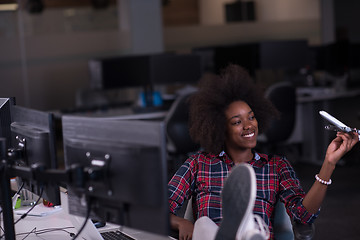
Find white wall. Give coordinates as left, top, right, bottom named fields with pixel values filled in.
left=166, top=0, right=321, bottom=51
left=256, top=0, right=319, bottom=22
left=199, top=0, right=320, bottom=25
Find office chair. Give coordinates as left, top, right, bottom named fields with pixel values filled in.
left=164, top=91, right=200, bottom=177
left=264, top=81, right=296, bottom=142
left=256, top=81, right=300, bottom=161
left=255, top=81, right=314, bottom=239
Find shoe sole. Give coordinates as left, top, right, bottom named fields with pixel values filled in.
left=215, top=163, right=256, bottom=240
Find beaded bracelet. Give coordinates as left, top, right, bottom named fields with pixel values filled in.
left=315, top=174, right=332, bottom=185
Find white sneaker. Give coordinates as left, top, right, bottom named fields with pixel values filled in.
left=215, top=163, right=269, bottom=240
left=240, top=214, right=270, bottom=240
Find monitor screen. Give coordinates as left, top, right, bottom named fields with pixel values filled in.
left=62, top=116, right=170, bottom=236
left=89, top=55, right=151, bottom=90
left=9, top=105, right=60, bottom=205
left=213, top=40, right=309, bottom=75
left=89, top=53, right=202, bottom=90
left=214, top=43, right=259, bottom=75
left=259, top=39, right=309, bottom=70
left=150, top=54, right=202, bottom=85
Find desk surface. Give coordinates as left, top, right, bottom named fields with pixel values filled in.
left=296, top=87, right=360, bottom=103
left=0, top=206, right=76, bottom=240
left=1, top=206, right=173, bottom=240
left=54, top=106, right=168, bottom=122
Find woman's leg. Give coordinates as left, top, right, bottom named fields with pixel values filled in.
left=192, top=216, right=218, bottom=240
left=193, top=164, right=269, bottom=240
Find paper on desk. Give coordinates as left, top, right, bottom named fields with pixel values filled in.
left=14, top=204, right=62, bottom=217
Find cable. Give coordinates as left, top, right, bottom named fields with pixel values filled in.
left=20, top=227, right=36, bottom=240
left=13, top=182, right=25, bottom=199
left=0, top=205, right=4, bottom=235
left=71, top=197, right=93, bottom=240
left=0, top=222, right=3, bottom=239
left=0, top=208, right=3, bottom=239
left=34, top=226, right=75, bottom=236
left=0, top=216, right=4, bottom=240
left=0, top=187, right=44, bottom=239
left=14, top=186, right=43, bottom=225
left=0, top=181, right=24, bottom=217
left=0, top=181, right=25, bottom=239
left=14, top=226, right=76, bottom=240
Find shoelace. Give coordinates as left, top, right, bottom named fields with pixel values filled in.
left=253, top=215, right=270, bottom=239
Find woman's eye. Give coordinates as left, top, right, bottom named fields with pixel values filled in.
left=232, top=121, right=241, bottom=125
left=249, top=115, right=255, bottom=120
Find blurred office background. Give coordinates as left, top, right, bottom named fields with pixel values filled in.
left=1, top=0, right=355, bottom=111
left=1, top=1, right=360, bottom=239
left=2, top=0, right=359, bottom=159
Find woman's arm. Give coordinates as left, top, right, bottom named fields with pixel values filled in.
left=302, top=131, right=359, bottom=213
left=168, top=154, right=199, bottom=239
left=170, top=213, right=194, bottom=240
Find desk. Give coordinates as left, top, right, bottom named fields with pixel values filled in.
left=61, top=110, right=168, bottom=121
left=56, top=106, right=168, bottom=120
left=8, top=207, right=75, bottom=239
left=1, top=205, right=174, bottom=240
left=297, top=87, right=360, bottom=103
left=294, top=87, right=360, bottom=165
left=0, top=190, right=174, bottom=240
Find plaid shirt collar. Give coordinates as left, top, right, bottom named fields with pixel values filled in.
left=218, top=150, right=267, bottom=167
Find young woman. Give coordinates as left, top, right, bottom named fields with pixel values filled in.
left=168, top=64, right=359, bottom=240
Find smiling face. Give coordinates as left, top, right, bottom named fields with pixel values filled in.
left=225, top=100, right=258, bottom=152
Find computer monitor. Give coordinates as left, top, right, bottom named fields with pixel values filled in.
left=213, top=40, right=309, bottom=76
left=8, top=105, right=60, bottom=205
left=214, top=43, right=259, bottom=76
left=150, top=53, right=202, bottom=85
left=62, top=116, right=170, bottom=236
left=89, top=55, right=150, bottom=90
left=89, top=53, right=202, bottom=108
left=0, top=98, right=15, bottom=153
left=89, top=53, right=202, bottom=89
left=259, top=39, right=309, bottom=70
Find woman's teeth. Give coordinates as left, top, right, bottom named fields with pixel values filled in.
left=243, top=132, right=254, bottom=138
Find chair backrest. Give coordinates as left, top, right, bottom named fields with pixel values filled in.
left=264, top=81, right=296, bottom=143
left=165, top=92, right=200, bottom=155
left=273, top=201, right=294, bottom=240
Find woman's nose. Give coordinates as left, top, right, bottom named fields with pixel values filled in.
left=243, top=120, right=251, bottom=130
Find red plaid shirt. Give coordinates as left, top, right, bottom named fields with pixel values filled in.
left=168, top=151, right=318, bottom=239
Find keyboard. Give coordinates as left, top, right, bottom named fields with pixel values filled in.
left=101, top=230, right=135, bottom=240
